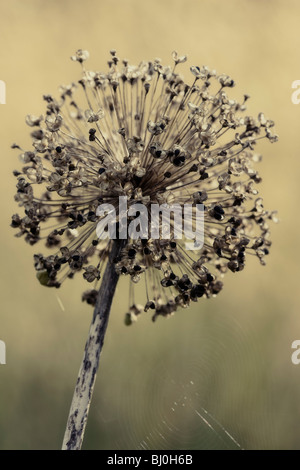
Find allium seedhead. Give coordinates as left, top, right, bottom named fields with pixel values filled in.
left=11, top=50, right=278, bottom=322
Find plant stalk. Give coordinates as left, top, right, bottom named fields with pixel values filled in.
left=62, top=240, right=124, bottom=450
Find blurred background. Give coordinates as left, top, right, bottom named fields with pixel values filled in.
left=0, top=0, right=299, bottom=450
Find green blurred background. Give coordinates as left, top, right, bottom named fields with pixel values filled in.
left=0, top=0, right=300, bottom=450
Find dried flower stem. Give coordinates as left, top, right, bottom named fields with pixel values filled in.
left=62, top=239, right=125, bottom=450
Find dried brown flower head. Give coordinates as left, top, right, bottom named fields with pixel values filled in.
left=11, top=49, right=278, bottom=322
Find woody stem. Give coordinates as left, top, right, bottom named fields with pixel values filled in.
left=61, top=239, right=125, bottom=450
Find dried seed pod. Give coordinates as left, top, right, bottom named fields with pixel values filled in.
left=11, top=49, right=277, bottom=323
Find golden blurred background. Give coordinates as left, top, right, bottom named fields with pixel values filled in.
left=0, top=0, right=300, bottom=449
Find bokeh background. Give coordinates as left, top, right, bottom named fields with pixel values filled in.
left=0, top=0, right=299, bottom=450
